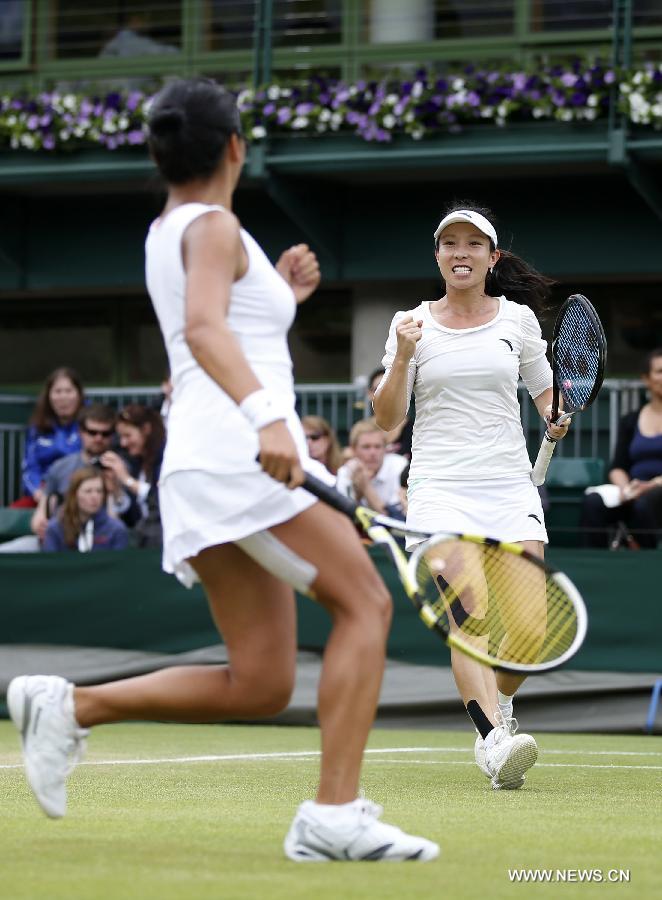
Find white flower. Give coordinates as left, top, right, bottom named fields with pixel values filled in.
left=560, top=109, right=573, bottom=121
left=481, top=106, right=494, bottom=117
left=584, top=108, right=597, bottom=120
left=117, top=115, right=129, bottom=129
left=20, top=133, right=35, bottom=148
left=404, top=111, right=415, bottom=123
left=587, top=94, right=599, bottom=107
left=385, top=93, right=399, bottom=106
left=73, top=126, right=85, bottom=137
left=281, top=88, right=292, bottom=98
left=251, top=125, right=266, bottom=139
left=316, top=122, right=327, bottom=132
left=382, top=114, right=396, bottom=129
left=10, top=135, right=19, bottom=149
left=412, top=81, right=423, bottom=98
left=330, top=112, right=343, bottom=127
left=452, top=78, right=464, bottom=91
left=633, top=72, right=643, bottom=85
left=319, top=109, right=332, bottom=122
left=237, top=89, right=254, bottom=107
left=411, top=127, right=424, bottom=140
left=292, top=116, right=308, bottom=129
left=267, top=86, right=281, bottom=100
left=6, top=114, right=16, bottom=126
left=58, top=130, right=70, bottom=141
left=63, top=94, right=77, bottom=111
left=532, top=107, right=544, bottom=118
left=497, top=102, right=509, bottom=118
left=348, top=86, right=357, bottom=96
left=103, top=121, right=117, bottom=133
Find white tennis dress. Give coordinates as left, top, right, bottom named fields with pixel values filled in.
left=145, top=203, right=317, bottom=585
left=380, top=298, right=553, bottom=544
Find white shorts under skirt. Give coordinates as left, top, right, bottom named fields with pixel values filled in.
left=159, top=468, right=317, bottom=587
left=406, top=475, right=548, bottom=549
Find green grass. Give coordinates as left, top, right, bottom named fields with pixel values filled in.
left=1, top=723, right=661, bottom=900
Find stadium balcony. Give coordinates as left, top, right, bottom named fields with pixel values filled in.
left=0, top=1, right=660, bottom=389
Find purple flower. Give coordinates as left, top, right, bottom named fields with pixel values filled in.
left=26, top=115, right=39, bottom=130
left=42, top=134, right=55, bottom=150
left=295, top=102, right=314, bottom=115
left=276, top=107, right=292, bottom=125
left=127, top=130, right=145, bottom=145
left=263, top=103, right=276, bottom=116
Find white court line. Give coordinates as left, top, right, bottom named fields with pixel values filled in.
left=1, top=745, right=661, bottom=771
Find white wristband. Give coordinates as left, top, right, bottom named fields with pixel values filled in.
left=239, top=389, right=287, bottom=431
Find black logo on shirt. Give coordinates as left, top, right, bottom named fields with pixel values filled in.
left=499, top=338, right=514, bottom=352
left=528, top=513, right=541, bottom=524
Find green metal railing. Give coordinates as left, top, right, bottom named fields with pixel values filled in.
left=0, top=379, right=646, bottom=506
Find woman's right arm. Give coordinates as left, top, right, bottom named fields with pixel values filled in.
left=372, top=315, right=422, bottom=431
left=182, top=211, right=303, bottom=487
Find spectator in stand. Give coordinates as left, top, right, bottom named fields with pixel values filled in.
left=13, top=367, right=84, bottom=508
left=0, top=403, right=119, bottom=553
left=301, top=415, right=344, bottom=478
left=366, top=367, right=413, bottom=458
left=100, top=404, right=166, bottom=547
left=581, top=347, right=662, bottom=549
left=335, top=417, right=407, bottom=518
left=43, top=468, right=128, bottom=552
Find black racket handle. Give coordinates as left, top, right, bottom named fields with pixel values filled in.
left=302, top=471, right=359, bottom=520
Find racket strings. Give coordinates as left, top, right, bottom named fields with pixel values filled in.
left=554, top=305, right=603, bottom=409
left=416, top=541, right=579, bottom=666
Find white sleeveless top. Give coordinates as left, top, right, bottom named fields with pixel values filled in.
left=145, top=202, right=307, bottom=478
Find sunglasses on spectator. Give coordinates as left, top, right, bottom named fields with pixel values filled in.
left=83, top=426, right=114, bottom=437
left=305, top=432, right=327, bottom=441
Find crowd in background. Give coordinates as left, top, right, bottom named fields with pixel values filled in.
left=1, top=352, right=661, bottom=553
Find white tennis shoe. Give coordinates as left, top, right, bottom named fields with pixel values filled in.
left=7, top=674, right=88, bottom=818
left=284, top=798, right=440, bottom=862
left=474, top=733, right=491, bottom=778
left=484, top=711, right=537, bottom=791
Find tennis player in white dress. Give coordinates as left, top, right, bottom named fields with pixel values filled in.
left=6, top=78, right=438, bottom=862
left=373, top=206, right=570, bottom=791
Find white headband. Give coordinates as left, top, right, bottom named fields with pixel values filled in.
left=434, top=210, right=498, bottom=248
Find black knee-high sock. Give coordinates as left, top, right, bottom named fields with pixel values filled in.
left=466, top=700, right=493, bottom=739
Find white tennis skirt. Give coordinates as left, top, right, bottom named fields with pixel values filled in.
left=405, top=475, right=548, bottom=549
left=159, top=468, right=318, bottom=587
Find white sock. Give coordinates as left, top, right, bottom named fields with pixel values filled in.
left=497, top=691, right=514, bottom=716
left=310, top=799, right=360, bottom=822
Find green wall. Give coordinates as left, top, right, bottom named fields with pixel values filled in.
left=0, top=547, right=659, bottom=673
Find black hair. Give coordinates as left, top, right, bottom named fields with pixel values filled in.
left=434, top=200, right=554, bottom=318
left=147, top=78, right=242, bottom=185
left=642, top=347, right=662, bottom=375
left=368, top=367, right=385, bottom=388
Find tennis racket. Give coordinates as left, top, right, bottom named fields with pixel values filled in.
left=302, top=471, right=587, bottom=674
left=531, top=293, right=607, bottom=487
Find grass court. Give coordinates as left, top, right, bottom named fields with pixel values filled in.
left=1, top=722, right=660, bottom=899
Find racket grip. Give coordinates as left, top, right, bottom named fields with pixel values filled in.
left=302, top=471, right=359, bottom=520
left=531, top=433, right=557, bottom=486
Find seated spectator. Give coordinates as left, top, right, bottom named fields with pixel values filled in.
left=13, top=367, right=84, bottom=508
left=367, top=366, right=413, bottom=458
left=100, top=404, right=165, bottom=547
left=335, top=417, right=408, bottom=517
left=43, top=468, right=128, bottom=552
left=581, top=348, right=662, bottom=549
left=302, top=415, right=344, bottom=477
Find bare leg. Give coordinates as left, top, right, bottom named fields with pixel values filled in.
left=451, top=649, right=497, bottom=727
left=74, top=502, right=391, bottom=807
left=74, top=543, right=298, bottom=726
left=270, top=504, right=391, bottom=804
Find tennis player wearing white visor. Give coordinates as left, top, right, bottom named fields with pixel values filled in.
left=373, top=203, right=570, bottom=790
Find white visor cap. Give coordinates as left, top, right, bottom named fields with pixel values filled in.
left=434, top=209, right=498, bottom=248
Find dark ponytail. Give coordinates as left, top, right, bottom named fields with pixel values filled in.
left=147, top=78, right=242, bottom=185
left=436, top=201, right=554, bottom=318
